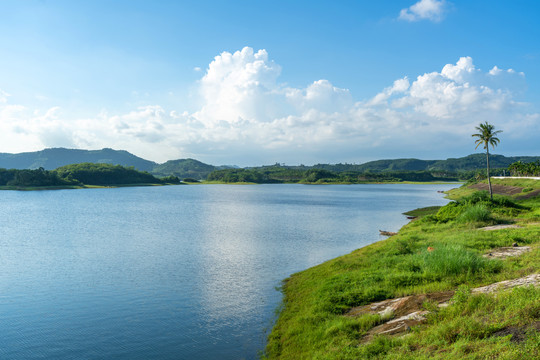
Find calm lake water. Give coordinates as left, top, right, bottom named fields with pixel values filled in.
left=0, top=184, right=456, bottom=359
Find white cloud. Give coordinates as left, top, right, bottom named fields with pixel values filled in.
left=0, top=48, right=537, bottom=165
left=0, top=89, right=10, bottom=103
left=368, top=77, right=410, bottom=106
left=387, top=57, right=526, bottom=122
left=399, top=0, right=447, bottom=22
left=195, top=47, right=284, bottom=125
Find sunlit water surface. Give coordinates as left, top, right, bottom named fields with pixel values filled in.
left=0, top=184, right=456, bottom=359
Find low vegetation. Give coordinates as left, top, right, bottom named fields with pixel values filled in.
left=207, top=167, right=464, bottom=184
left=264, top=180, right=540, bottom=359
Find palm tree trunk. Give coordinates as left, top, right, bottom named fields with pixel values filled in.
left=486, top=147, right=493, bottom=200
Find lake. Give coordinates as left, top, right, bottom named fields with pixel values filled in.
left=0, top=184, right=456, bottom=359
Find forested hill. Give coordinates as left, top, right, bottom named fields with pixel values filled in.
left=0, top=148, right=157, bottom=172
left=0, top=148, right=222, bottom=180
left=313, top=154, right=540, bottom=173
left=152, top=158, right=217, bottom=180
left=0, top=163, right=180, bottom=188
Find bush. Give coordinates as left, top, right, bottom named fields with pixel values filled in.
left=435, top=202, right=464, bottom=223
left=457, top=191, right=491, bottom=206
left=182, top=178, right=199, bottom=183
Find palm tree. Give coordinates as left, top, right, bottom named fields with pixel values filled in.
left=472, top=122, right=502, bottom=200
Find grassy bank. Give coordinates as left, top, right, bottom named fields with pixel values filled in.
left=265, top=180, right=540, bottom=359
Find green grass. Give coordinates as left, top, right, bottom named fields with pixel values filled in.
left=403, top=206, right=442, bottom=218
left=491, top=178, right=540, bottom=189
left=264, top=181, right=540, bottom=360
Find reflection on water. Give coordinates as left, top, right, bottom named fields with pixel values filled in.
left=0, top=184, right=455, bottom=359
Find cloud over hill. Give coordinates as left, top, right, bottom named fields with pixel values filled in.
left=0, top=47, right=537, bottom=165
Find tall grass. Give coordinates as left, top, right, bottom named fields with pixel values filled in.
left=457, top=204, right=491, bottom=223
left=403, top=244, right=502, bottom=280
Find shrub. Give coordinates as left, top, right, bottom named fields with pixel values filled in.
left=457, top=191, right=491, bottom=206
left=457, top=204, right=491, bottom=223
left=435, top=202, right=464, bottom=223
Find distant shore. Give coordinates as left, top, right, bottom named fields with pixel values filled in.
left=0, top=182, right=182, bottom=191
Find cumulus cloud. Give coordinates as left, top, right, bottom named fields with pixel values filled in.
left=0, top=47, right=537, bottom=164
left=399, top=0, right=447, bottom=22
left=195, top=47, right=284, bottom=125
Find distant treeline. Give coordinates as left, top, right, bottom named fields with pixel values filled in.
left=206, top=166, right=480, bottom=184
left=508, top=160, right=540, bottom=177
left=0, top=163, right=180, bottom=187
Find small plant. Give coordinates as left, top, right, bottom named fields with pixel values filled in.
left=392, top=237, right=416, bottom=255
left=453, top=284, right=472, bottom=305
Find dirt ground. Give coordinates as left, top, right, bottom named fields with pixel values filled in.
left=470, top=183, right=540, bottom=199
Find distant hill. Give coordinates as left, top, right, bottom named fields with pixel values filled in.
left=1, top=148, right=539, bottom=180
left=0, top=148, right=157, bottom=172
left=426, top=154, right=540, bottom=172
left=152, top=158, right=217, bottom=180
left=313, top=154, right=540, bottom=173
left=0, top=148, right=222, bottom=179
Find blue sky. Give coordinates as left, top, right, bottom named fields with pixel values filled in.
left=0, top=0, right=538, bottom=165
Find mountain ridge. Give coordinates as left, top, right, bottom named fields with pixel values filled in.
left=0, top=148, right=538, bottom=179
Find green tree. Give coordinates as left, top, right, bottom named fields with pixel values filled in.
left=472, top=122, right=502, bottom=200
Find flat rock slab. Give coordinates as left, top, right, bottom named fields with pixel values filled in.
left=346, top=292, right=455, bottom=343
left=472, top=273, right=540, bottom=294
left=346, top=292, right=454, bottom=318
left=483, top=246, right=531, bottom=259
left=480, top=224, right=522, bottom=231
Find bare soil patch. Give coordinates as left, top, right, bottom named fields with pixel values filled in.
left=491, top=321, right=540, bottom=343
left=517, top=188, right=540, bottom=199
left=469, top=183, right=540, bottom=199
left=469, top=183, right=523, bottom=196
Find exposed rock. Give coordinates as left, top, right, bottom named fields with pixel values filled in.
left=483, top=246, right=530, bottom=259
left=350, top=274, right=539, bottom=342
left=480, top=224, right=522, bottom=231
left=347, top=292, right=454, bottom=343
left=379, top=230, right=398, bottom=236
left=472, top=274, right=540, bottom=294
left=346, top=292, right=454, bottom=319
